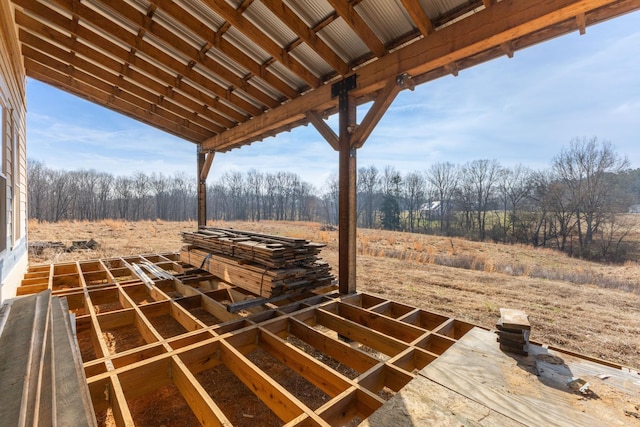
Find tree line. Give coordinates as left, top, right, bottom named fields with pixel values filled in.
left=28, top=137, right=640, bottom=261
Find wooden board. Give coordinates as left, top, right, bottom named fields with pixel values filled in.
left=361, top=373, right=524, bottom=427
left=498, top=308, right=530, bottom=330
left=419, top=327, right=640, bottom=426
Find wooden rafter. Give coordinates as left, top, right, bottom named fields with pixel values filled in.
left=25, top=60, right=208, bottom=142
left=20, top=30, right=226, bottom=134
left=91, top=0, right=279, bottom=109
left=202, top=0, right=637, bottom=152
left=148, top=0, right=300, bottom=100
left=400, top=0, right=435, bottom=36
left=264, top=0, right=349, bottom=75
left=326, top=0, right=387, bottom=57
left=15, top=0, right=261, bottom=120
left=200, top=0, right=322, bottom=88
left=8, top=0, right=639, bottom=150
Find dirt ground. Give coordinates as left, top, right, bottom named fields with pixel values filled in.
left=28, top=219, right=640, bottom=369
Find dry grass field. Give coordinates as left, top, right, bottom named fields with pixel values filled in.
left=28, top=218, right=640, bottom=369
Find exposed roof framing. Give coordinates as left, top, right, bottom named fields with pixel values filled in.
left=11, top=0, right=640, bottom=148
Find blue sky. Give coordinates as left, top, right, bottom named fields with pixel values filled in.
left=27, top=11, right=640, bottom=189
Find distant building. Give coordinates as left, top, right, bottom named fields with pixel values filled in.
left=420, top=201, right=444, bottom=218
left=628, top=204, right=640, bottom=213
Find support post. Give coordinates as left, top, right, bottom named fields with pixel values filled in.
left=332, top=75, right=358, bottom=294
left=197, top=146, right=215, bottom=229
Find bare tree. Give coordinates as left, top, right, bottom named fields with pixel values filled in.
left=426, top=162, right=459, bottom=233
left=552, top=137, right=629, bottom=256
left=497, top=164, right=533, bottom=242
left=403, top=171, right=425, bottom=232
left=358, top=166, right=380, bottom=228
left=460, top=159, right=502, bottom=240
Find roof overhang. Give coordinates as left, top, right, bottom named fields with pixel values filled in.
left=11, top=0, right=640, bottom=152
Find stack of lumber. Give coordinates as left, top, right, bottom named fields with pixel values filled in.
left=0, top=290, right=97, bottom=426
left=182, top=227, right=325, bottom=268
left=496, top=308, right=531, bottom=356
left=180, top=227, right=335, bottom=298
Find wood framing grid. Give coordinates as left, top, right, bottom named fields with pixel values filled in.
left=18, top=253, right=481, bottom=426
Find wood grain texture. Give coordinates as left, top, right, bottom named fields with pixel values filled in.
left=420, top=327, right=640, bottom=426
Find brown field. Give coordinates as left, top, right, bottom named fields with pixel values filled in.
left=28, top=218, right=640, bottom=369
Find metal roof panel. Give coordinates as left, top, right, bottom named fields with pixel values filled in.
left=354, top=0, right=415, bottom=45
left=318, top=18, right=370, bottom=64
left=289, top=43, right=333, bottom=79
left=285, top=0, right=335, bottom=26
left=244, top=1, right=299, bottom=48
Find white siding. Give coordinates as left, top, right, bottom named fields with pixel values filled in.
left=0, top=0, right=28, bottom=301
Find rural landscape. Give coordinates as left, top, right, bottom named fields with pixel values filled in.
left=29, top=217, right=640, bottom=369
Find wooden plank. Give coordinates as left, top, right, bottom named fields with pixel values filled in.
left=287, top=317, right=379, bottom=374
left=219, top=340, right=306, bottom=423
left=420, top=327, right=640, bottom=426
left=360, top=373, right=524, bottom=427
left=110, top=375, right=135, bottom=426
left=50, top=297, right=97, bottom=426
left=0, top=292, right=50, bottom=426
left=334, top=302, right=426, bottom=343
left=259, top=328, right=351, bottom=397
left=171, top=356, right=231, bottom=427
left=498, top=307, right=530, bottom=330
left=316, top=308, right=408, bottom=358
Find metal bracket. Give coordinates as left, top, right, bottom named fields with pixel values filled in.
left=396, top=73, right=415, bottom=91
left=331, top=74, right=357, bottom=98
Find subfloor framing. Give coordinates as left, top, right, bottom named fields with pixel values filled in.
left=17, top=253, right=473, bottom=425
left=16, top=253, right=640, bottom=426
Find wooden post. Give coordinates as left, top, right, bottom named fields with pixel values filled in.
left=197, top=146, right=215, bottom=229
left=332, top=76, right=358, bottom=294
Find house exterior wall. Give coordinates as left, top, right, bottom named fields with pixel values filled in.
left=0, top=0, right=28, bottom=301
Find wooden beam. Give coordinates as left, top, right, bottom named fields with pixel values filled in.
left=197, top=147, right=214, bottom=228
left=307, top=111, right=339, bottom=151
left=400, top=0, right=435, bottom=36
left=171, top=356, right=230, bottom=426
left=203, top=0, right=634, bottom=151
left=351, top=78, right=401, bottom=149
left=200, top=0, right=322, bottom=88
left=22, top=50, right=213, bottom=139
left=219, top=340, right=306, bottom=423
left=326, top=0, right=387, bottom=57
left=264, top=0, right=349, bottom=75
left=333, top=77, right=358, bottom=295
left=258, top=328, right=351, bottom=397
left=576, top=12, right=587, bottom=34
left=16, top=0, right=261, bottom=118
left=315, top=308, right=408, bottom=357
left=91, top=0, right=279, bottom=109
left=149, top=0, right=300, bottom=100
left=19, top=31, right=225, bottom=134
left=16, top=11, right=237, bottom=128
left=287, top=318, right=378, bottom=374
left=25, top=61, right=207, bottom=143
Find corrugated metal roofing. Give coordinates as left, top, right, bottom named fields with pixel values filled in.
left=289, top=42, right=333, bottom=79
left=319, top=18, right=370, bottom=64
left=244, top=1, right=300, bottom=49
left=12, top=0, right=639, bottom=148
left=177, top=0, right=226, bottom=31
left=286, top=0, right=335, bottom=27
left=354, top=0, right=415, bottom=45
